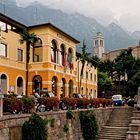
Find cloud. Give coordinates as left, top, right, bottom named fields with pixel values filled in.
left=16, top=0, right=140, bottom=32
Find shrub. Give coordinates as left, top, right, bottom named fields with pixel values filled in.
left=107, top=99, right=113, bottom=106
left=61, top=97, right=71, bottom=108
left=37, top=97, right=60, bottom=110
left=63, top=123, right=69, bottom=132
left=89, top=98, right=95, bottom=108
left=3, top=95, right=35, bottom=114
left=98, top=98, right=106, bottom=107
left=79, top=111, right=98, bottom=140
left=61, top=97, right=77, bottom=109
left=3, top=96, right=23, bottom=113
left=81, top=98, right=90, bottom=108
left=66, top=110, right=73, bottom=119
left=22, top=97, right=35, bottom=113
left=93, top=98, right=100, bottom=108
left=49, top=118, right=55, bottom=127
left=22, top=113, right=48, bottom=140
left=52, top=97, right=60, bottom=108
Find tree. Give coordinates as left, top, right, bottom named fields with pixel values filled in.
left=128, top=70, right=140, bottom=96
left=90, top=55, right=100, bottom=69
left=79, top=41, right=90, bottom=93
left=114, top=49, right=135, bottom=81
left=20, top=29, right=37, bottom=96
left=113, top=49, right=136, bottom=96
left=98, top=71, right=113, bottom=98
left=99, top=59, right=115, bottom=79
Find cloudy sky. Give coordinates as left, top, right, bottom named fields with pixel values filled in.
left=16, top=0, right=140, bottom=32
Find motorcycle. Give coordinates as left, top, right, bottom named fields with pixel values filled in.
left=59, top=100, right=67, bottom=110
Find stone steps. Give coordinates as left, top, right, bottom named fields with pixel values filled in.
left=126, top=131, right=139, bottom=140
left=131, top=117, right=140, bottom=123
left=126, top=110, right=140, bottom=140
left=98, top=107, right=133, bottom=140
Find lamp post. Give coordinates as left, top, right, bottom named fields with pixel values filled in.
left=0, top=88, right=4, bottom=117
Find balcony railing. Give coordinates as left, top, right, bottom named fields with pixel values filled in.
left=0, top=56, right=25, bottom=69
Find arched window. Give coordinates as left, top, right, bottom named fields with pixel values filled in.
left=81, top=87, right=83, bottom=95
left=69, top=80, right=73, bottom=97
left=52, top=76, right=57, bottom=96
left=51, top=40, right=57, bottom=63
left=86, top=88, right=88, bottom=98
left=67, top=48, right=73, bottom=70
left=32, top=75, right=42, bottom=96
left=33, top=38, right=43, bottom=62
left=60, top=44, right=65, bottom=66
left=0, top=74, right=7, bottom=94
left=17, top=77, right=23, bottom=95
left=90, top=89, right=93, bottom=98
left=60, top=78, right=65, bottom=98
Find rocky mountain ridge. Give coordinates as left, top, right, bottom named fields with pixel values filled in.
left=0, top=1, right=138, bottom=53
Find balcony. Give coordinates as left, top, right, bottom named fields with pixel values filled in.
left=29, top=61, right=76, bottom=75
left=0, top=56, right=25, bottom=69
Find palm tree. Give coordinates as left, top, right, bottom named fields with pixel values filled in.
left=90, top=55, right=100, bottom=69
left=79, top=41, right=90, bottom=93
left=20, top=29, right=37, bottom=96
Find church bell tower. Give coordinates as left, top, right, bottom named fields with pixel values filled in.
left=93, top=32, right=105, bottom=59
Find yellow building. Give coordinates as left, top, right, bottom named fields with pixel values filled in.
left=0, top=13, right=97, bottom=98
left=75, top=52, right=97, bottom=98
left=0, top=13, right=26, bottom=95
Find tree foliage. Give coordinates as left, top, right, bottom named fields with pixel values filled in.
left=98, top=71, right=113, bottom=96
left=128, top=70, right=140, bottom=96
left=22, top=113, right=48, bottom=140
left=20, top=29, right=37, bottom=63
left=99, top=48, right=140, bottom=97
left=99, top=59, right=115, bottom=79
left=114, top=49, right=135, bottom=81
left=79, top=110, right=98, bottom=140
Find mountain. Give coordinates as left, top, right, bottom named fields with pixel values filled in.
left=131, top=31, right=140, bottom=41
left=107, top=23, right=137, bottom=50
left=0, top=1, right=139, bottom=53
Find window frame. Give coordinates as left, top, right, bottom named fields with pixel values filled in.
left=17, top=48, right=23, bottom=62
left=0, top=43, right=7, bottom=57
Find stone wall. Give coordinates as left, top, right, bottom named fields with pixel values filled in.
left=0, top=107, right=113, bottom=140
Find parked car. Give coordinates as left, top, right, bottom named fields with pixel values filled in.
left=112, top=94, right=124, bottom=106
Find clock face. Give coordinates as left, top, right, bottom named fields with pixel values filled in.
left=10, top=86, right=14, bottom=92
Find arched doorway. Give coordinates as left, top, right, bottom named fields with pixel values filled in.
left=32, top=75, right=42, bottom=96
left=0, top=74, right=7, bottom=94
left=52, top=76, right=57, bottom=96
left=17, top=77, right=23, bottom=95
left=69, top=80, right=73, bottom=97
left=60, top=78, right=65, bottom=98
